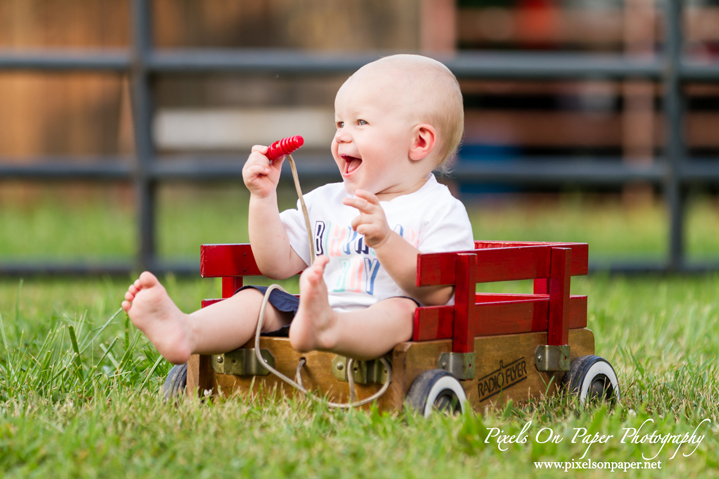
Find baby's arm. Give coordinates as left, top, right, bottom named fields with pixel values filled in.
left=342, top=190, right=453, bottom=306
left=243, top=145, right=307, bottom=279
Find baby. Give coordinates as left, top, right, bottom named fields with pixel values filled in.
left=122, top=54, right=474, bottom=363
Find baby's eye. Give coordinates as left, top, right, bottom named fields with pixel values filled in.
left=357, top=119, right=368, bottom=126
left=336, top=121, right=344, bottom=128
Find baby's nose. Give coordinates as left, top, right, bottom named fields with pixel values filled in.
left=334, top=128, right=351, bottom=143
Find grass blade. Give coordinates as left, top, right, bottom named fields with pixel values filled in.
left=68, top=325, right=84, bottom=381
left=0, top=312, right=9, bottom=352
left=0, top=312, right=17, bottom=379
left=79, top=307, right=123, bottom=355
left=140, top=355, right=164, bottom=389
left=100, top=343, right=120, bottom=369
left=15, top=278, right=23, bottom=323
left=124, top=313, right=130, bottom=352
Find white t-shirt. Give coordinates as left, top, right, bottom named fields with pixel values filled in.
left=279, top=174, right=474, bottom=312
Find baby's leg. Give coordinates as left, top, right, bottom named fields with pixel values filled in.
left=290, top=257, right=415, bottom=361
left=122, top=272, right=291, bottom=364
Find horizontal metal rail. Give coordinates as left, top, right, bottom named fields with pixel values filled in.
left=679, top=161, right=719, bottom=183
left=146, top=50, right=667, bottom=80
left=681, top=61, right=719, bottom=82
left=1, top=49, right=719, bottom=81
left=0, top=158, right=132, bottom=180
left=448, top=159, right=668, bottom=185
left=0, top=260, right=195, bottom=277
left=0, top=262, right=136, bottom=276
left=0, top=50, right=131, bottom=71
left=5, top=157, right=719, bottom=186
left=2, top=258, right=718, bottom=277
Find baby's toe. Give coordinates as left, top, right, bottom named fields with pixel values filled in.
left=305, top=269, right=323, bottom=285
left=138, top=271, right=158, bottom=288
left=313, top=257, right=329, bottom=274
left=125, top=291, right=135, bottom=301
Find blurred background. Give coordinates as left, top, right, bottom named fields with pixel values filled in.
left=0, top=0, right=717, bottom=275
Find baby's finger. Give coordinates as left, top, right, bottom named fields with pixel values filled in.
left=251, top=144, right=269, bottom=155
left=343, top=196, right=375, bottom=214
left=354, top=189, right=380, bottom=205
left=244, top=164, right=270, bottom=178
left=355, top=224, right=373, bottom=237
left=351, top=214, right=366, bottom=230
left=246, top=151, right=271, bottom=166
left=342, top=196, right=363, bottom=208
left=269, top=155, right=285, bottom=171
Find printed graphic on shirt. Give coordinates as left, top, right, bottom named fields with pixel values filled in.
left=392, top=224, right=419, bottom=248
left=314, top=222, right=326, bottom=256
left=314, top=220, right=418, bottom=295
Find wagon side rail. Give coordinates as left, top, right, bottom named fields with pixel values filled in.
left=199, top=242, right=589, bottom=356
left=413, top=242, right=588, bottom=356
left=200, top=243, right=261, bottom=307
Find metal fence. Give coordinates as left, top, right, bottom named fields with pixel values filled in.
left=0, top=0, right=717, bottom=275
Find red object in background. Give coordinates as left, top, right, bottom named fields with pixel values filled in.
left=516, top=0, right=559, bottom=49
left=265, top=135, right=304, bottom=161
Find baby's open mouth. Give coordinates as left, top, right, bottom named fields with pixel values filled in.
left=341, top=155, right=362, bottom=176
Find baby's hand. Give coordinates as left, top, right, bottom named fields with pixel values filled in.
left=343, top=190, right=391, bottom=249
left=242, top=145, right=284, bottom=198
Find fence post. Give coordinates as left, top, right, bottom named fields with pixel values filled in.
left=130, top=0, right=157, bottom=272
left=664, top=0, right=687, bottom=272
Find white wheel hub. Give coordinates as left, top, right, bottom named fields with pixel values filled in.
left=423, top=375, right=468, bottom=417
left=579, top=360, right=620, bottom=403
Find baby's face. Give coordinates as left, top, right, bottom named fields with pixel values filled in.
left=331, top=71, right=418, bottom=198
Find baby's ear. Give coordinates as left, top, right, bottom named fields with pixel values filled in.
left=409, top=124, right=437, bottom=162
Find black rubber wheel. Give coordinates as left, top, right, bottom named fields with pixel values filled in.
left=163, top=363, right=188, bottom=402
left=406, top=369, right=467, bottom=417
left=561, top=355, right=619, bottom=404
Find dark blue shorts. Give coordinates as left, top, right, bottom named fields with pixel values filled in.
left=236, top=285, right=298, bottom=338
left=235, top=285, right=421, bottom=338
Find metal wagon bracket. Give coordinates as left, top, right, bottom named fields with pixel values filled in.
left=212, top=348, right=275, bottom=376
left=534, top=345, right=570, bottom=372
left=438, top=352, right=476, bottom=380
left=331, top=355, right=390, bottom=385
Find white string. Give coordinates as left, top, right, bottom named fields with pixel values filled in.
left=287, top=154, right=315, bottom=265
left=250, top=153, right=390, bottom=408
left=254, top=284, right=391, bottom=409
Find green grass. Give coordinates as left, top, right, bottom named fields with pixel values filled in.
left=0, top=188, right=718, bottom=477
left=1, top=185, right=717, bottom=263
left=0, top=275, right=717, bottom=477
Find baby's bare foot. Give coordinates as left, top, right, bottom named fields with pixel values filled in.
left=121, top=271, right=193, bottom=364
left=289, top=256, right=339, bottom=352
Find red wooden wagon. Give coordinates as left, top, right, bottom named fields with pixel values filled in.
left=164, top=241, right=619, bottom=415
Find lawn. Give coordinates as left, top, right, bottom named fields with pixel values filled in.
left=2, top=183, right=718, bottom=263
left=0, top=186, right=717, bottom=478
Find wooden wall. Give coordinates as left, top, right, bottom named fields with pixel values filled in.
left=0, top=0, right=421, bottom=160
left=0, top=0, right=130, bottom=158
left=1, top=1, right=716, bottom=166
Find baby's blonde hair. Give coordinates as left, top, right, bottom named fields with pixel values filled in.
left=360, top=55, right=464, bottom=170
